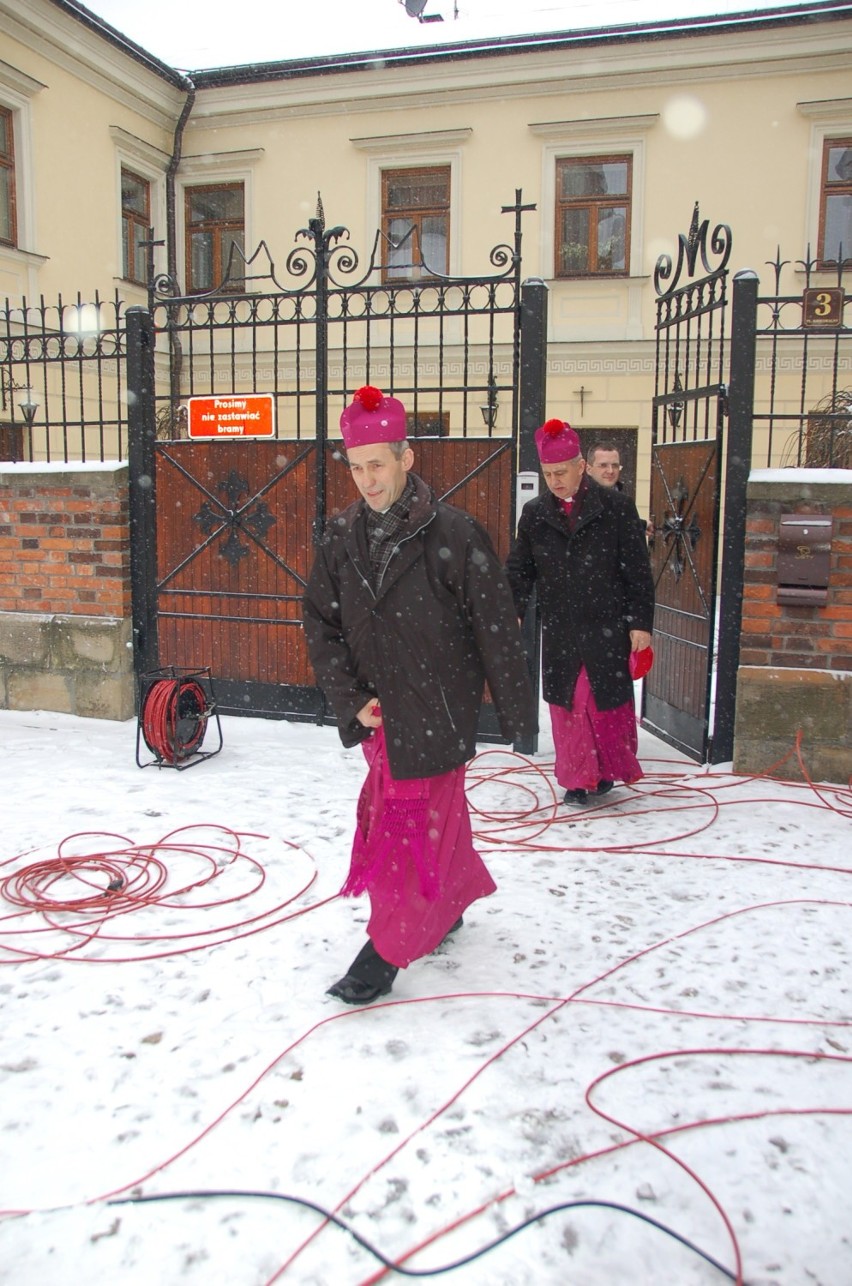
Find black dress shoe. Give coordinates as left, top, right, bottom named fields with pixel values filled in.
left=563, top=788, right=589, bottom=806
left=436, top=915, right=464, bottom=948
left=592, top=780, right=614, bottom=796
left=326, top=973, right=393, bottom=1005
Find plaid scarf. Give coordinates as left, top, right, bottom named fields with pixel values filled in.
left=364, top=476, right=415, bottom=590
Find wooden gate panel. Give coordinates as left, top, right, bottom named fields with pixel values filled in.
left=644, top=440, right=719, bottom=758
left=419, top=439, right=513, bottom=559
left=153, top=438, right=512, bottom=721
left=155, top=440, right=317, bottom=710
left=643, top=206, right=732, bottom=761
left=324, top=439, right=512, bottom=555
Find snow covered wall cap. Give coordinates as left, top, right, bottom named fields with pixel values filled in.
left=535, top=418, right=581, bottom=463
left=340, top=385, right=407, bottom=450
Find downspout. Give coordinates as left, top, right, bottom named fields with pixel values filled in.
left=165, top=76, right=195, bottom=418
left=166, top=75, right=195, bottom=290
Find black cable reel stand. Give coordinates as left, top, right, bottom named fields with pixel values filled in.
left=136, top=666, right=223, bottom=770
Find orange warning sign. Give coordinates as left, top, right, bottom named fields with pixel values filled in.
left=187, top=394, right=275, bottom=439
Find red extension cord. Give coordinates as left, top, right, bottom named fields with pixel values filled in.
left=141, top=678, right=208, bottom=764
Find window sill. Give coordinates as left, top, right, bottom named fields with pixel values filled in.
left=0, top=243, right=49, bottom=267
left=791, top=261, right=852, bottom=275
left=552, top=273, right=648, bottom=283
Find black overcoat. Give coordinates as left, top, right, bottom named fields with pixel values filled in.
left=506, top=478, right=655, bottom=712
left=302, top=473, right=536, bottom=780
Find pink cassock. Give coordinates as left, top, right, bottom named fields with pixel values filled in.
left=340, top=727, right=496, bottom=968
left=549, top=665, right=643, bottom=791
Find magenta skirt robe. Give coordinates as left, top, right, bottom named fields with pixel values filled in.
left=550, top=665, right=643, bottom=792
left=340, top=727, right=496, bottom=968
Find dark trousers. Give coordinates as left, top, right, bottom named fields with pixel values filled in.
left=348, top=939, right=399, bottom=990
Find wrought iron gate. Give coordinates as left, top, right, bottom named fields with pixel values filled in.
left=643, top=206, right=732, bottom=762
left=128, top=195, right=541, bottom=737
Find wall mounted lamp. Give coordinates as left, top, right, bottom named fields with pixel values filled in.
left=19, top=391, right=39, bottom=429
left=480, top=376, right=499, bottom=429
left=668, top=372, right=685, bottom=431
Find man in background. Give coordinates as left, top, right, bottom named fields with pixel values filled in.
left=586, top=439, right=654, bottom=540
left=586, top=440, right=626, bottom=490
left=507, top=418, right=654, bottom=808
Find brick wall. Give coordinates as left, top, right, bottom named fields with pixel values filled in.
left=0, top=465, right=134, bottom=719
left=733, top=469, right=852, bottom=784
left=0, top=465, right=131, bottom=617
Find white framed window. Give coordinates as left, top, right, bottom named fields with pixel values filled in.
left=798, top=99, right=852, bottom=267
left=381, top=164, right=451, bottom=282
left=0, top=63, right=44, bottom=258
left=352, top=130, right=471, bottom=280
left=531, top=115, right=657, bottom=281
left=185, top=182, right=245, bottom=293
left=121, top=168, right=151, bottom=285
left=177, top=149, right=263, bottom=294
left=110, top=127, right=169, bottom=289
left=555, top=153, right=632, bottom=278
left=0, top=105, right=16, bottom=247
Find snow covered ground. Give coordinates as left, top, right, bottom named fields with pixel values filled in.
left=0, top=704, right=850, bottom=1285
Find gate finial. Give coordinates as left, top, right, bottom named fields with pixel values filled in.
left=654, top=203, right=732, bottom=297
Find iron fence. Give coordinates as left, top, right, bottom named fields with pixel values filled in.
left=1, top=195, right=531, bottom=465
left=0, top=292, right=126, bottom=463
left=148, top=194, right=527, bottom=450
left=753, top=249, right=852, bottom=468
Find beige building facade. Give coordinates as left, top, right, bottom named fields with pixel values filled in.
left=2, top=1, right=851, bottom=489
left=1, top=1, right=851, bottom=775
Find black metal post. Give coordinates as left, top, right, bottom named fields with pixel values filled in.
left=127, top=306, right=159, bottom=695
left=518, top=277, right=548, bottom=482
left=712, top=269, right=758, bottom=764
left=312, top=207, right=330, bottom=546
left=502, top=188, right=536, bottom=444
left=514, top=276, right=549, bottom=755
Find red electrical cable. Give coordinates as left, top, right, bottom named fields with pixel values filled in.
left=2, top=733, right=850, bottom=1285
left=0, top=825, right=326, bottom=964
left=266, top=739, right=851, bottom=1283
left=141, top=678, right=208, bottom=764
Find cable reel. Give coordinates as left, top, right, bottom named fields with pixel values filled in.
left=136, top=667, right=223, bottom=770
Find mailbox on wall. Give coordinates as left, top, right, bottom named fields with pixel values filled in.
left=777, top=514, right=833, bottom=606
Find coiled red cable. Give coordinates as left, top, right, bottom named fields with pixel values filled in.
left=141, top=678, right=207, bottom=764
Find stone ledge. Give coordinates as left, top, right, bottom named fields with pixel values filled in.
left=747, top=469, right=852, bottom=505
left=0, top=613, right=52, bottom=666
left=733, top=665, right=852, bottom=783
left=732, top=735, right=852, bottom=786
left=0, top=464, right=129, bottom=496
left=52, top=616, right=132, bottom=672
left=0, top=611, right=134, bottom=721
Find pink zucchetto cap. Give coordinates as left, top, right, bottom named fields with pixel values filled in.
left=534, top=418, right=581, bottom=463
left=340, top=386, right=407, bottom=450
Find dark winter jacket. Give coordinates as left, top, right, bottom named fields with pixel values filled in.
left=506, top=476, right=654, bottom=712
left=302, top=473, right=536, bottom=780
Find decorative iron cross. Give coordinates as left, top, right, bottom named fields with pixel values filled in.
left=194, top=469, right=276, bottom=566
left=661, top=477, right=701, bottom=582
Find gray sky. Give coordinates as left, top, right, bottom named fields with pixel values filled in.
left=80, top=0, right=815, bottom=70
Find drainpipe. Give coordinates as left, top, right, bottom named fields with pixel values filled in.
left=166, top=75, right=195, bottom=289
left=164, top=76, right=195, bottom=414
